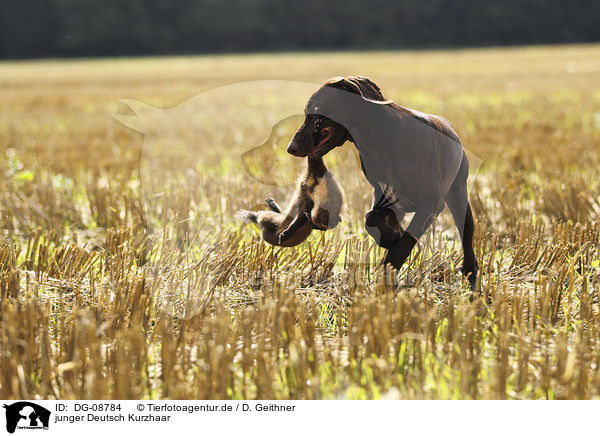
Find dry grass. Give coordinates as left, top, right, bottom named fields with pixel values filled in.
left=1, top=44, right=600, bottom=399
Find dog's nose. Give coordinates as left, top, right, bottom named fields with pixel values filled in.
left=287, top=141, right=299, bottom=156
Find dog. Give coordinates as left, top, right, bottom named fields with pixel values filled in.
left=286, top=76, right=479, bottom=289
left=239, top=156, right=344, bottom=247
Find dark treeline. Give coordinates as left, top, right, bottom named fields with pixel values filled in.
left=1, top=0, right=598, bottom=59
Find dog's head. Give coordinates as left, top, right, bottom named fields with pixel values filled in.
left=287, top=76, right=389, bottom=158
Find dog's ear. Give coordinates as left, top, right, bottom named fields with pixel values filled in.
left=324, top=77, right=363, bottom=96
left=324, top=76, right=391, bottom=104
left=349, top=76, right=386, bottom=101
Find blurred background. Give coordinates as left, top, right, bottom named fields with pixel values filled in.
left=1, top=0, right=599, bottom=59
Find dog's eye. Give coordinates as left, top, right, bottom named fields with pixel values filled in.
left=320, top=127, right=332, bottom=135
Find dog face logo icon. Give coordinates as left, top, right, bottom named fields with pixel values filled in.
left=2, top=402, right=50, bottom=433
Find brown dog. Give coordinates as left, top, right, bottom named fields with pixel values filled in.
left=287, top=76, right=478, bottom=290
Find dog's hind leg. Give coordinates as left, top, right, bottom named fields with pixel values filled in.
left=445, top=153, right=478, bottom=291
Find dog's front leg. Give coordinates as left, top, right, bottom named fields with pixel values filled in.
left=383, top=232, right=417, bottom=269
left=364, top=186, right=406, bottom=248
left=383, top=209, right=436, bottom=270
left=365, top=208, right=403, bottom=248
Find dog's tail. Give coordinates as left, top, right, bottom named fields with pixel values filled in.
left=236, top=210, right=258, bottom=224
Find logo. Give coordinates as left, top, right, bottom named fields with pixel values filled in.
left=2, top=402, right=50, bottom=434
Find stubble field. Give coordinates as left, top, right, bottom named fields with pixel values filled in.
left=1, top=44, right=600, bottom=399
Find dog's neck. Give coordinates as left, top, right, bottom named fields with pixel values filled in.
left=307, top=157, right=327, bottom=178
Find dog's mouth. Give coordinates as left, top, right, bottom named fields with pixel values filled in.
left=309, top=127, right=333, bottom=157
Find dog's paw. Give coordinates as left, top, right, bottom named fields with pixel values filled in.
left=383, top=247, right=403, bottom=270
